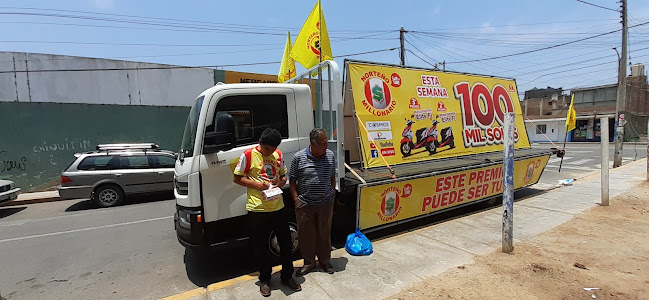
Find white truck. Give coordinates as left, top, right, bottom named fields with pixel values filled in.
left=173, top=60, right=554, bottom=254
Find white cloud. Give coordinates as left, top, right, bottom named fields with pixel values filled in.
left=480, top=22, right=496, bottom=33
left=93, top=0, right=115, bottom=10
left=432, top=5, right=441, bottom=16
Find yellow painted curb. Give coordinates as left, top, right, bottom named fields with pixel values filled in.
left=207, top=259, right=305, bottom=292
left=3, top=197, right=64, bottom=207
left=159, top=287, right=206, bottom=300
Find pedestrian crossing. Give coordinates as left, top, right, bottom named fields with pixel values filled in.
left=545, top=156, right=634, bottom=172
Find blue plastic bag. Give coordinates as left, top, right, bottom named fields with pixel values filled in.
left=345, top=227, right=373, bottom=256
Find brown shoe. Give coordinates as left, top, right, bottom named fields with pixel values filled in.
left=281, top=278, right=302, bottom=292
left=322, top=263, right=334, bottom=274
left=259, top=281, right=271, bottom=297
left=295, top=266, right=315, bottom=277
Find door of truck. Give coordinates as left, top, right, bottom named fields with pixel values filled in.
left=198, top=87, right=302, bottom=223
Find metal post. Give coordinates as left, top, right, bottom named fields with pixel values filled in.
left=614, top=0, right=628, bottom=168
left=399, top=27, right=406, bottom=66
left=601, top=117, right=609, bottom=206
left=502, top=112, right=515, bottom=253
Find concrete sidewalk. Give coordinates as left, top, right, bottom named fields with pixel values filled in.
left=164, top=159, right=647, bottom=300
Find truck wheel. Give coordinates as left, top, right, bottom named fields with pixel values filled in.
left=400, top=142, right=412, bottom=157
left=268, top=222, right=299, bottom=257
left=92, top=184, right=125, bottom=208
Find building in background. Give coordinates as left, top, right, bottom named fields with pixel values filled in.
left=523, top=63, right=647, bottom=144
left=0, top=52, right=281, bottom=191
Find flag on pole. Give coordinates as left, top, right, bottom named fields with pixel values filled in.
left=278, top=32, right=296, bottom=83
left=291, top=0, right=332, bottom=69
left=565, top=94, right=577, bottom=131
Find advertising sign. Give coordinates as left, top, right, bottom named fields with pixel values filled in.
left=349, top=62, right=531, bottom=168
left=358, top=155, right=548, bottom=229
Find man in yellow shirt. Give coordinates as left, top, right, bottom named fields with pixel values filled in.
left=233, top=128, right=301, bottom=297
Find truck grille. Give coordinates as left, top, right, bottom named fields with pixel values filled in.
left=175, top=179, right=188, bottom=195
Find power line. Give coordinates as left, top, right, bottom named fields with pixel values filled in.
left=576, top=0, right=619, bottom=12
left=445, top=21, right=649, bottom=64
left=0, top=48, right=399, bottom=73
left=405, top=49, right=437, bottom=68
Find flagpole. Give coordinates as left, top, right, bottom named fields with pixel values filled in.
left=318, top=0, right=324, bottom=134
left=558, top=128, right=568, bottom=172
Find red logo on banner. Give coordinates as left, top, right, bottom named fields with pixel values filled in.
left=391, top=73, right=402, bottom=87
left=437, top=102, right=447, bottom=112
left=409, top=98, right=420, bottom=109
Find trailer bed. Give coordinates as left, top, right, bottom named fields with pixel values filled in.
left=344, top=148, right=553, bottom=186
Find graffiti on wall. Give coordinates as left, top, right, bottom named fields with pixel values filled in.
left=0, top=150, right=27, bottom=172
left=33, top=139, right=92, bottom=153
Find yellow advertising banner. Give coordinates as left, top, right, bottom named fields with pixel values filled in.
left=348, top=62, right=531, bottom=168
left=358, top=155, right=549, bottom=229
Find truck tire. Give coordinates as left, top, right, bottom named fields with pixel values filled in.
left=92, top=184, right=125, bottom=208
left=268, top=222, right=299, bottom=257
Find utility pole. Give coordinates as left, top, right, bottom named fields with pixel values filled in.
left=614, top=0, right=628, bottom=168
left=400, top=27, right=406, bottom=66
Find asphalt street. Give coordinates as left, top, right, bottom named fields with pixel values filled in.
left=0, top=143, right=644, bottom=300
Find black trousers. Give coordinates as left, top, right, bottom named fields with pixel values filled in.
left=248, top=208, right=294, bottom=283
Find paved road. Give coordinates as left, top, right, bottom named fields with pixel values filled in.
left=531, top=142, right=642, bottom=188
left=0, top=143, right=643, bottom=300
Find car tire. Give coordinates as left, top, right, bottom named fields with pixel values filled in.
left=92, top=184, right=125, bottom=208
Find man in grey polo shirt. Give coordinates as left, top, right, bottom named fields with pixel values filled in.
left=289, top=128, right=336, bottom=276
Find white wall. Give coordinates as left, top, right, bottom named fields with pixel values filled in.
left=0, top=52, right=214, bottom=106
left=525, top=120, right=566, bottom=143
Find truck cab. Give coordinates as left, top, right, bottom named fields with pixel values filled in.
left=174, top=83, right=316, bottom=253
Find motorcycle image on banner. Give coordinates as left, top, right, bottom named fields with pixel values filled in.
left=400, top=115, right=455, bottom=157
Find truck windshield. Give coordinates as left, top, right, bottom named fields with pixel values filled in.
left=180, top=96, right=204, bottom=158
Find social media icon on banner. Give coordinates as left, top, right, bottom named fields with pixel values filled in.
left=371, top=150, right=379, bottom=158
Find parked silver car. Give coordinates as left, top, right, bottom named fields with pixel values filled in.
left=59, top=143, right=176, bottom=207
left=0, top=179, right=20, bottom=204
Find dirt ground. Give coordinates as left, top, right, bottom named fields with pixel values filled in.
left=389, top=182, right=649, bottom=300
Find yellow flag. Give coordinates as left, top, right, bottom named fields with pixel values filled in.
left=565, top=94, right=576, bottom=131
left=291, top=0, right=333, bottom=70
left=278, top=32, right=296, bottom=83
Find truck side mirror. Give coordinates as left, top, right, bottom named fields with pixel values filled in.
left=203, top=114, right=236, bottom=154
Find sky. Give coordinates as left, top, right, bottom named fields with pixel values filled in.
left=0, top=0, right=648, bottom=98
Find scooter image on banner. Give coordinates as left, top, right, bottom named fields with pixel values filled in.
left=430, top=115, right=455, bottom=153
left=400, top=115, right=455, bottom=157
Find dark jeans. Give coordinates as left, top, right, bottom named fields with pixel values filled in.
left=248, top=208, right=294, bottom=283
left=295, top=200, right=334, bottom=268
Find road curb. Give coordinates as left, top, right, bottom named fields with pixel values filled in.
left=159, top=259, right=307, bottom=300
left=2, top=196, right=66, bottom=207
left=159, top=287, right=206, bottom=300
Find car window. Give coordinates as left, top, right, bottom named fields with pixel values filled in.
left=77, top=156, right=119, bottom=171
left=153, top=155, right=176, bottom=168
left=119, top=155, right=151, bottom=169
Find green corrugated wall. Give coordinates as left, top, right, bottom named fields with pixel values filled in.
left=0, top=102, right=189, bottom=191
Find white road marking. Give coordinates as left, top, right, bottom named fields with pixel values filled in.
left=0, top=216, right=173, bottom=244
left=566, top=158, right=593, bottom=165
left=548, top=156, right=572, bottom=164
left=544, top=165, right=596, bottom=171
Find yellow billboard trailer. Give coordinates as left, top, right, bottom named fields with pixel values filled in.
left=339, top=60, right=554, bottom=232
